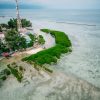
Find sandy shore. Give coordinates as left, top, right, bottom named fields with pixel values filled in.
left=25, top=47, right=43, bottom=54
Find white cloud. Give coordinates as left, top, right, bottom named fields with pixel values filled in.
left=0, top=0, right=100, bottom=9
left=21, top=0, right=100, bottom=9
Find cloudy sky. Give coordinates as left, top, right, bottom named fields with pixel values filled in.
left=0, top=0, right=100, bottom=9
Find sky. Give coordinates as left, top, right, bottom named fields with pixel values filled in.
left=0, top=0, right=100, bottom=9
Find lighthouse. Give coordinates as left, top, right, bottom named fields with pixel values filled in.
left=15, top=0, right=22, bottom=31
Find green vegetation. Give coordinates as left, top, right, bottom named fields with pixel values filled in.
left=3, top=69, right=11, bottom=75
left=0, top=23, right=8, bottom=29
left=0, top=25, right=2, bottom=32
left=0, top=68, right=11, bottom=81
left=0, top=63, right=23, bottom=83
left=8, top=18, right=32, bottom=30
left=41, top=29, right=50, bottom=33
left=28, top=34, right=36, bottom=42
left=0, top=29, right=45, bottom=55
left=41, top=29, right=71, bottom=47
left=0, top=19, right=31, bottom=31
left=1, top=76, right=7, bottom=81
left=22, top=29, right=72, bottom=67
left=27, top=34, right=45, bottom=47
left=21, top=19, right=32, bottom=28
left=5, top=29, right=27, bottom=51
left=8, top=19, right=17, bottom=29
left=43, top=66, right=53, bottom=73
left=7, top=64, right=23, bottom=82
left=0, top=39, right=10, bottom=54
left=28, top=61, right=53, bottom=73
left=28, top=33, right=36, bottom=47
left=38, top=35, right=45, bottom=45
left=22, top=44, right=69, bottom=65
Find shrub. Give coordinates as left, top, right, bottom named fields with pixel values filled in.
left=41, top=29, right=72, bottom=47
left=40, top=29, right=51, bottom=33
left=7, top=64, right=23, bottom=82
left=19, top=66, right=23, bottom=71
left=28, top=34, right=36, bottom=47
left=5, top=29, right=27, bottom=51
left=3, top=69, right=11, bottom=75
left=0, top=75, right=7, bottom=81
left=8, top=18, right=32, bottom=30
left=44, top=67, right=53, bottom=73
left=38, top=35, right=45, bottom=45
left=0, top=26, right=2, bottom=32
left=22, top=29, right=72, bottom=69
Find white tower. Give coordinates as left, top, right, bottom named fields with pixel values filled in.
left=15, top=0, right=22, bottom=31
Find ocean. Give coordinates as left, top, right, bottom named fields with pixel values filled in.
left=0, top=9, right=100, bottom=25
left=0, top=9, right=100, bottom=100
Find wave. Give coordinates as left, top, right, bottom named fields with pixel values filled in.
left=56, top=21, right=96, bottom=26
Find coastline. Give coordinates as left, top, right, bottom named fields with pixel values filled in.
left=0, top=24, right=100, bottom=100
left=31, top=21, right=100, bottom=88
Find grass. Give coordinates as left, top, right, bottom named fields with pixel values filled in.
left=22, top=29, right=72, bottom=67
left=41, top=29, right=72, bottom=47
left=7, top=64, right=23, bottom=82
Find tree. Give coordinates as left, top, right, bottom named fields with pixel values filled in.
left=0, top=26, right=2, bottom=32
left=0, top=23, right=8, bottom=29
left=7, top=18, right=32, bottom=30
left=0, top=39, right=9, bottom=54
left=8, top=19, right=17, bottom=29
left=21, top=19, right=32, bottom=27
left=5, top=29, right=27, bottom=51
left=18, top=36, right=27, bottom=50
left=28, top=34, right=36, bottom=47
left=38, top=35, right=45, bottom=45
left=0, top=39, right=4, bottom=54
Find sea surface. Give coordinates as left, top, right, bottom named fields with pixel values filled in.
left=0, top=9, right=100, bottom=99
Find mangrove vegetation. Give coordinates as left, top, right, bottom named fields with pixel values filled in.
left=22, top=29, right=72, bottom=66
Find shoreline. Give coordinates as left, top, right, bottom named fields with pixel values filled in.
left=31, top=20, right=100, bottom=88
left=0, top=23, right=100, bottom=100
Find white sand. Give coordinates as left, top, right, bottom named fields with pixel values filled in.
left=25, top=47, right=43, bottom=54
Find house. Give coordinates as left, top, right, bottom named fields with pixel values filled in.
left=20, top=28, right=34, bottom=44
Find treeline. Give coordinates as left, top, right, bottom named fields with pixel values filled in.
left=0, top=30, right=45, bottom=54
left=0, top=30, right=27, bottom=54
left=0, top=18, right=32, bottom=31
left=8, top=18, right=32, bottom=29
left=22, top=29, right=72, bottom=66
